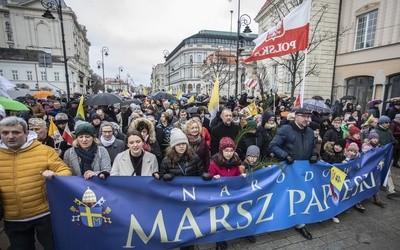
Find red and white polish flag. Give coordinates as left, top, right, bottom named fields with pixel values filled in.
left=245, top=78, right=258, bottom=89
left=62, top=124, right=73, bottom=145
left=243, top=0, right=311, bottom=63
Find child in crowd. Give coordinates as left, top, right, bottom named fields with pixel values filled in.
left=361, top=131, right=387, bottom=207
left=239, top=145, right=260, bottom=174
left=208, top=137, right=255, bottom=249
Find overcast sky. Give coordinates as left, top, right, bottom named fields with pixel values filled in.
left=66, top=0, right=264, bottom=87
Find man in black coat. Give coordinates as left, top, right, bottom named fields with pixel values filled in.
left=210, top=108, right=239, bottom=156
left=269, top=108, right=317, bottom=240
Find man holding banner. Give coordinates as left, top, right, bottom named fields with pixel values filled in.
left=269, top=108, right=318, bottom=240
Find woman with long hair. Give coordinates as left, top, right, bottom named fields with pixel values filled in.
left=64, top=123, right=111, bottom=180
left=110, top=130, right=158, bottom=176
left=183, top=118, right=210, bottom=172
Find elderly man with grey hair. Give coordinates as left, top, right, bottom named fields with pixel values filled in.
left=99, top=122, right=125, bottom=164
left=0, top=116, right=72, bottom=249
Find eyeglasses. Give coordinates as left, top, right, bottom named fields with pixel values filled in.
left=102, top=131, right=113, bottom=134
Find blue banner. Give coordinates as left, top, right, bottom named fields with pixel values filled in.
left=46, top=144, right=393, bottom=249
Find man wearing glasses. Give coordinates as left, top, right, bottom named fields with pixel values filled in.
left=269, top=107, right=318, bottom=240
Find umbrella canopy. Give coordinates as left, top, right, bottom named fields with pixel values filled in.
left=303, top=99, right=332, bottom=113
left=33, top=90, right=54, bottom=99
left=122, top=98, right=142, bottom=105
left=151, top=91, right=175, bottom=101
left=0, top=75, right=16, bottom=98
left=87, top=93, right=124, bottom=106
left=367, top=99, right=382, bottom=108
left=311, top=95, right=324, bottom=101
left=0, top=97, right=29, bottom=111
left=340, top=95, right=356, bottom=101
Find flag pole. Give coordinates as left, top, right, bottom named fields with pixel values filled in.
left=300, top=49, right=308, bottom=108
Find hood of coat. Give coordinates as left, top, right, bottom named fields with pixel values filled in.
left=129, top=117, right=156, bottom=143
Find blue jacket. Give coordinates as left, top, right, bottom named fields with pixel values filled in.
left=269, top=121, right=317, bottom=160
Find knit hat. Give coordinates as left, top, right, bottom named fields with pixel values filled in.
left=54, top=112, right=69, bottom=122
left=334, top=138, right=346, bottom=149
left=219, top=137, right=236, bottom=152
left=347, top=142, right=359, bottom=153
left=75, top=123, right=96, bottom=137
left=309, top=121, right=321, bottom=131
left=169, top=128, right=189, bottom=148
left=246, top=145, right=260, bottom=157
left=0, top=104, right=6, bottom=118
left=348, top=125, right=360, bottom=136
left=378, top=115, right=390, bottom=124
left=346, top=116, right=357, bottom=124
left=246, top=120, right=257, bottom=129
left=368, top=131, right=379, bottom=139
left=91, top=114, right=101, bottom=121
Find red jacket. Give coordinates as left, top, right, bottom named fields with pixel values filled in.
left=208, top=161, right=241, bottom=177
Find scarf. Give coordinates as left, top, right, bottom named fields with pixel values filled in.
left=222, top=158, right=239, bottom=169
left=187, top=134, right=202, bottom=148
left=75, top=144, right=97, bottom=174
left=100, top=135, right=115, bottom=147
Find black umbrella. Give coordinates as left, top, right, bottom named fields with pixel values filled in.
left=151, top=91, right=175, bottom=100
left=340, top=95, right=356, bottom=101
left=122, top=98, right=142, bottom=105
left=87, top=93, right=124, bottom=106
left=134, top=94, right=147, bottom=99
left=311, top=95, right=324, bottom=101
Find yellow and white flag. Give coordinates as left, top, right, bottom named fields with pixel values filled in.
left=208, top=75, right=219, bottom=121
left=176, top=89, right=182, bottom=99
left=188, top=95, right=195, bottom=103
left=246, top=102, right=258, bottom=116
left=168, top=89, right=173, bottom=94
left=331, top=166, right=347, bottom=191
left=76, top=95, right=85, bottom=120
left=48, top=119, right=63, bottom=144
left=143, top=87, right=147, bottom=96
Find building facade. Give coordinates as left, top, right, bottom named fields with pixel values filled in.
left=160, top=30, right=257, bottom=97
left=0, top=0, right=91, bottom=96
left=150, top=63, right=166, bottom=92
left=334, top=0, right=400, bottom=112
left=254, top=0, right=340, bottom=101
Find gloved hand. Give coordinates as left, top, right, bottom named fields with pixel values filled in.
left=309, top=155, right=318, bottom=164
left=162, top=173, right=174, bottom=181
left=98, top=171, right=110, bottom=180
left=286, top=156, right=294, bottom=165
left=201, top=172, right=213, bottom=181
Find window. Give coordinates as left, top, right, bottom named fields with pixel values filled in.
left=5, top=22, right=11, bottom=29
left=7, top=33, right=12, bottom=41
left=12, top=70, right=18, bottom=80
left=346, top=76, right=373, bottom=111
left=355, top=10, right=378, bottom=50
left=41, top=71, right=47, bottom=81
left=0, top=69, right=2, bottom=76
left=27, top=71, right=33, bottom=81
left=54, top=72, right=60, bottom=82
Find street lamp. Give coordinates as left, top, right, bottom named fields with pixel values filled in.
left=163, top=50, right=171, bottom=90
left=97, top=46, right=109, bottom=92
left=230, top=0, right=252, bottom=99
left=117, top=66, right=123, bottom=90
left=41, top=0, right=70, bottom=99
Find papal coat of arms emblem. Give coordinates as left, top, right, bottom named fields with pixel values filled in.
left=70, top=187, right=112, bottom=227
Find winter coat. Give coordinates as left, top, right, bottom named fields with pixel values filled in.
left=257, top=124, right=277, bottom=158
left=110, top=150, right=158, bottom=176
left=189, top=137, right=210, bottom=172
left=101, top=138, right=125, bottom=164
left=210, top=122, right=239, bottom=155
left=237, top=132, right=262, bottom=161
left=160, top=154, right=203, bottom=177
left=64, top=145, right=111, bottom=176
left=322, top=128, right=344, bottom=145
left=208, top=160, right=241, bottom=177
left=375, top=125, right=396, bottom=146
left=389, top=120, right=400, bottom=150
left=269, top=121, right=317, bottom=160
left=0, top=139, right=72, bottom=220
left=321, top=142, right=345, bottom=164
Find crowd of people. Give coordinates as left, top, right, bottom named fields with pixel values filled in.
left=1, top=92, right=400, bottom=250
